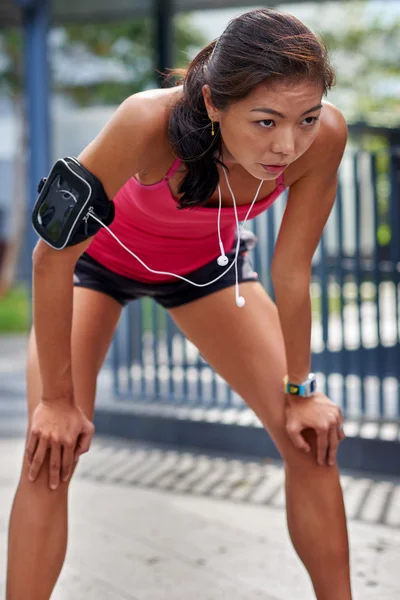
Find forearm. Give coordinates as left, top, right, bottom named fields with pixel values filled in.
left=32, top=260, right=75, bottom=401
left=31, top=240, right=88, bottom=402
left=273, top=274, right=312, bottom=384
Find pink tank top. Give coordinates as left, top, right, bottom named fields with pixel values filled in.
left=86, top=158, right=286, bottom=283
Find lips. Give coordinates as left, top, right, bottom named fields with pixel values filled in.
left=260, top=164, right=288, bottom=174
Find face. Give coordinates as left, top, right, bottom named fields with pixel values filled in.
left=203, top=79, right=323, bottom=181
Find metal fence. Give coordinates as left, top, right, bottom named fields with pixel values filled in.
left=111, top=149, right=400, bottom=424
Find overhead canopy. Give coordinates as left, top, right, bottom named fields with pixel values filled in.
left=2, top=0, right=328, bottom=28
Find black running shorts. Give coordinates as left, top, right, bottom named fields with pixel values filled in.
left=73, top=230, right=259, bottom=309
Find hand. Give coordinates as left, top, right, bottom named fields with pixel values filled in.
left=285, top=392, right=345, bottom=466
left=26, top=400, right=95, bottom=490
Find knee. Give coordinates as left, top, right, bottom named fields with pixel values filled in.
left=19, top=453, right=75, bottom=505
left=280, top=429, right=334, bottom=473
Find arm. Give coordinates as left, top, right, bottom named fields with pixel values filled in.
left=271, top=104, right=348, bottom=464
left=32, top=94, right=163, bottom=401
left=28, top=94, right=166, bottom=487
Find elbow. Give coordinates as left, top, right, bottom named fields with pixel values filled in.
left=271, top=262, right=311, bottom=291
left=32, top=239, right=77, bottom=273
left=32, top=239, right=54, bottom=270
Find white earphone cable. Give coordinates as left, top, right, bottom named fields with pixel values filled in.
left=221, top=168, right=264, bottom=306
left=217, top=183, right=226, bottom=260
left=89, top=211, right=236, bottom=287
left=88, top=170, right=263, bottom=303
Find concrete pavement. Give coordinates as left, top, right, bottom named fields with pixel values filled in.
left=1, top=335, right=400, bottom=599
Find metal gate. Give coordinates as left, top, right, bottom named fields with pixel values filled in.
left=111, top=149, right=400, bottom=424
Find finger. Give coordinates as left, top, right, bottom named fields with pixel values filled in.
left=327, top=427, right=340, bottom=466
left=25, top=431, right=39, bottom=466
left=28, top=436, right=48, bottom=482
left=49, top=443, right=62, bottom=490
left=61, top=441, right=75, bottom=482
left=74, top=424, right=94, bottom=460
left=286, top=424, right=311, bottom=453
left=337, top=408, right=345, bottom=440
left=316, top=429, right=329, bottom=466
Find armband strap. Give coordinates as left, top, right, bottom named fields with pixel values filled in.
left=32, top=156, right=115, bottom=249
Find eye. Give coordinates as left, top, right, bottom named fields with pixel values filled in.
left=257, top=119, right=275, bottom=128
left=301, top=116, right=319, bottom=126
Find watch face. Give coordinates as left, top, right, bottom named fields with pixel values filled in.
left=288, top=384, right=300, bottom=395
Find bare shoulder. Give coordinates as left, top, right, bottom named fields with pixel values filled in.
left=306, top=102, right=348, bottom=169
left=78, top=86, right=182, bottom=198
left=317, top=102, right=347, bottom=152
left=120, top=86, right=182, bottom=130
left=99, top=86, right=182, bottom=159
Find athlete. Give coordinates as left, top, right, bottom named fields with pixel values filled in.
left=7, top=8, right=351, bottom=600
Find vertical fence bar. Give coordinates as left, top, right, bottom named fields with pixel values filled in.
left=328, top=179, right=345, bottom=410
left=336, top=179, right=347, bottom=414
left=124, top=304, right=133, bottom=397
left=132, top=300, right=144, bottom=400
left=371, top=153, right=384, bottom=417
left=151, top=302, right=160, bottom=400
left=166, top=312, right=178, bottom=402
left=352, top=152, right=364, bottom=418
left=316, top=235, right=329, bottom=396
left=21, top=0, right=51, bottom=302
left=112, top=327, right=120, bottom=397
left=356, top=153, right=366, bottom=415
left=389, top=150, right=400, bottom=415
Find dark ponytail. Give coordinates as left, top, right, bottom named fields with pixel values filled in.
left=168, top=41, right=222, bottom=209
left=168, top=8, right=336, bottom=209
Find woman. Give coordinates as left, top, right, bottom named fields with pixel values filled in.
left=7, top=8, right=351, bottom=600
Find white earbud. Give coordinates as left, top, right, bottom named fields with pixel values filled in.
left=89, top=168, right=264, bottom=310
left=217, top=255, right=229, bottom=266
left=221, top=168, right=263, bottom=309
left=236, top=295, right=245, bottom=308
left=216, top=189, right=229, bottom=267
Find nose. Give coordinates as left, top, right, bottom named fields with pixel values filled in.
left=270, top=128, right=295, bottom=157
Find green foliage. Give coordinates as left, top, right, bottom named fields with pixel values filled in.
left=0, top=285, right=29, bottom=333
left=317, top=13, right=400, bottom=122
left=0, top=16, right=205, bottom=106
left=0, top=29, right=23, bottom=97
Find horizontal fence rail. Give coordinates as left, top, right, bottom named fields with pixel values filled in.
left=112, top=149, right=400, bottom=424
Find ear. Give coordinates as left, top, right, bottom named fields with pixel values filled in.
left=202, top=85, right=220, bottom=122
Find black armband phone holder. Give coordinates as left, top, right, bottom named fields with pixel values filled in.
left=32, top=157, right=115, bottom=250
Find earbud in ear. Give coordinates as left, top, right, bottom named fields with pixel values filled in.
left=236, top=296, right=245, bottom=308
left=217, top=255, right=229, bottom=266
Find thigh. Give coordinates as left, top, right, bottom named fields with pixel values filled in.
left=168, top=281, right=294, bottom=458
left=27, top=287, right=122, bottom=423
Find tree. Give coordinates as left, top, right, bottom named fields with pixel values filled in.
left=0, top=29, right=26, bottom=296
left=296, top=1, right=400, bottom=124
left=52, top=15, right=206, bottom=106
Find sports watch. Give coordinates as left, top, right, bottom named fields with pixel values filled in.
left=283, top=373, right=316, bottom=397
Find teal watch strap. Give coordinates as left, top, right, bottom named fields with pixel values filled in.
left=283, top=374, right=316, bottom=397
left=285, top=382, right=306, bottom=396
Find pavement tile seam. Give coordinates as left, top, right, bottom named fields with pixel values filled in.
left=72, top=438, right=400, bottom=531
left=1, top=439, right=400, bottom=600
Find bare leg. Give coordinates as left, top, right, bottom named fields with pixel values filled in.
left=169, top=282, right=352, bottom=600
left=6, top=288, right=122, bottom=600
left=284, top=431, right=350, bottom=600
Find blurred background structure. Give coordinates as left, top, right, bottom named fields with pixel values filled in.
left=0, top=1, right=400, bottom=473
